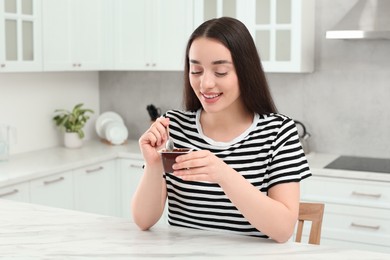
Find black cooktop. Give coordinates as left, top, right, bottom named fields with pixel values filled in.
left=325, top=156, right=390, bottom=174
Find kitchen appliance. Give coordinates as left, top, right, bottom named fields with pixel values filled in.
left=294, top=120, right=311, bottom=155
left=0, top=124, right=16, bottom=161
left=325, top=155, right=390, bottom=174
left=326, top=0, right=390, bottom=40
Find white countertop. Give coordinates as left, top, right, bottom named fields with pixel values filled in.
left=0, top=139, right=142, bottom=187
left=1, top=199, right=389, bottom=259
left=306, top=153, right=390, bottom=182
left=1, top=141, right=390, bottom=188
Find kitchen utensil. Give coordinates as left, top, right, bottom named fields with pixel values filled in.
left=146, top=104, right=161, bottom=122
left=160, top=148, right=192, bottom=172
left=294, top=120, right=311, bottom=155
left=165, top=125, right=174, bottom=151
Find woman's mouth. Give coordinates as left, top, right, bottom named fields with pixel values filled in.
left=202, top=93, right=222, bottom=99
left=201, top=92, right=222, bottom=104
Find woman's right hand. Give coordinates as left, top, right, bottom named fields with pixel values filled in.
left=138, top=117, right=170, bottom=166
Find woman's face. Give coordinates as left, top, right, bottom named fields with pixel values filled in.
left=188, top=37, right=241, bottom=114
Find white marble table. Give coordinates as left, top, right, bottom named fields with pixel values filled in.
left=1, top=200, right=390, bottom=259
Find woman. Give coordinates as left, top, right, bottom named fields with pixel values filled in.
left=132, top=17, right=311, bottom=243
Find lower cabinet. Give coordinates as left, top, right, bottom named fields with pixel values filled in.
left=74, top=160, right=118, bottom=216
left=301, top=172, right=390, bottom=253
left=0, top=182, right=30, bottom=202
left=30, top=171, right=74, bottom=210
left=1, top=157, right=168, bottom=226
left=119, top=158, right=143, bottom=219
left=119, top=158, right=167, bottom=225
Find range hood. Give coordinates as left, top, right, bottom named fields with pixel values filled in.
left=326, top=0, right=390, bottom=40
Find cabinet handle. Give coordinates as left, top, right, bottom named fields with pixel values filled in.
left=85, top=166, right=104, bottom=173
left=43, top=176, right=64, bottom=185
left=0, top=189, right=19, bottom=197
left=129, top=164, right=143, bottom=169
left=351, top=191, right=382, bottom=198
left=350, top=222, right=380, bottom=230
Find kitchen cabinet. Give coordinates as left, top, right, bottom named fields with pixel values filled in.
left=114, top=0, right=193, bottom=71
left=42, top=0, right=111, bottom=71
left=119, top=158, right=168, bottom=225
left=29, top=171, right=74, bottom=210
left=73, top=160, right=119, bottom=216
left=194, top=0, right=314, bottom=73
left=0, top=182, right=29, bottom=202
left=301, top=170, right=390, bottom=253
left=193, top=0, right=239, bottom=28
left=0, top=0, right=42, bottom=72
left=119, top=158, right=143, bottom=219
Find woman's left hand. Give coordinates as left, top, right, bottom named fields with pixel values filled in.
left=172, top=150, right=232, bottom=183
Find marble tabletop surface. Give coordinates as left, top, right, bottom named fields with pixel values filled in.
left=1, top=199, right=390, bottom=259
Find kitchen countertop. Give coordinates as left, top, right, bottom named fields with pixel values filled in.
left=1, top=199, right=390, bottom=259
left=306, top=153, right=390, bottom=182
left=1, top=140, right=390, bottom=188
left=0, top=139, right=142, bottom=187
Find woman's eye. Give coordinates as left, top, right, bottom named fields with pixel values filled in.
left=215, top=72, right=228, bottom=77
left=191, top=71, right=202, bottom=75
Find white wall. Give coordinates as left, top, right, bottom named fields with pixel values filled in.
left=0, top=72, right=100, bottom=155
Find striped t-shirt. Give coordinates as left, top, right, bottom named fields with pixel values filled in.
left=164, top=109, right=311, bottom=237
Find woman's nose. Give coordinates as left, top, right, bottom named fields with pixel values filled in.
left=200, top=72, right=215, bottom=90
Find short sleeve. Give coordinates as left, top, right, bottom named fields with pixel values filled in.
left=266, top=117, right=311, bottom=188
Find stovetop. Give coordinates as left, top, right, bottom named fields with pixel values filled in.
left=325, top=156, right=390, bottom=174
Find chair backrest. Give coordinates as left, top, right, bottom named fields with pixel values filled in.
left=295, top=202, right=325, bottom=245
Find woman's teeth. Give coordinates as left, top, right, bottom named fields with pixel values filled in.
left=203, top=93, right=222, bottom=99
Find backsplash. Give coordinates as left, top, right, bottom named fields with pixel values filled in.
left=100, top=0, right=390, bottom=158
left=0, top=72, right=100, bottom=154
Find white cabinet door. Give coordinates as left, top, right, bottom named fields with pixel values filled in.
left=114, top=0, right=193, bottom=71
left=0, top=182, right=29, bottom=202
left=152, top=0, right=193, bottom=70
left=119, top=158, right=168, bottom=225
left=242, top=0, right=314, bottom=72
left=73, top=160, right=118, bottom=216
left=194, top=0, right=314, bottom=73
left=42, top=0, right=110, bottom=71
left=119, top=158, right=143, bottom=219
left=0, top=0, right=42, bottom=72
left=29, top=171, right=74, bottom=209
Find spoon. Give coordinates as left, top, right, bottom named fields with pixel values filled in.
left=165, top=124, right=174, bottom=151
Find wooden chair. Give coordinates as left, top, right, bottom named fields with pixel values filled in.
left=295, top=202, right=325, bottom=245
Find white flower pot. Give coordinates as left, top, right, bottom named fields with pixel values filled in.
left=64, top=132, right=83, bottom=149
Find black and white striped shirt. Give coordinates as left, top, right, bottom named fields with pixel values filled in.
left=164, top=109, right=311, bottom=238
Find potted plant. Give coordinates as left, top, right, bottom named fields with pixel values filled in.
left=53, top=103, right=94, bottom=148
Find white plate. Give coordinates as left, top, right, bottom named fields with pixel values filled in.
left=105, top=121, right=128, bottom=145
left=95, top=112, right=124, bottom=138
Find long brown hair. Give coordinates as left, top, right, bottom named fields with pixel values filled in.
left=183, top=17, right=277, bottom=114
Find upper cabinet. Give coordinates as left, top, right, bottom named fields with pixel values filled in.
left=2, top=0, right=312, bottom=73
left=42, top=0, right=111, bottom=71
left=0, top=0, right=42, bottom=72
left=194, top=0, right=314, bottom=73
left=114, top=0, right=193, bottom=71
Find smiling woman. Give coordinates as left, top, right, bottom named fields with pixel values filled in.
left=132, top=17, right=311, bottom=243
